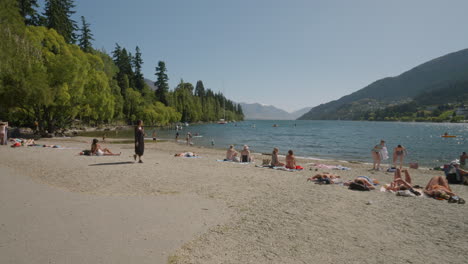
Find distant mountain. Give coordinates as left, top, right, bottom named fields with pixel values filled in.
left=290, top=107, right=312, bottom=119
left=144, top=78, right=156, bottom=90
left=299, top=48, right=468, bottom=120
left=240, top=103, right=294, bottom=120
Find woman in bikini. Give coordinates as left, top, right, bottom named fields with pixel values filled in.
left=285, top=150, right=304, bottom=170
left=393, top=145, right=407, bottom=169
left=385, top=169, right=421, bottom=195
left=271, top=147, right=284, bottom=167
left=240, top=145, right=253, bottom=162
left=371, top=140, right=385, bottom=170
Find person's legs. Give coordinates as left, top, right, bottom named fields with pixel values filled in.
left=372, top=152, right=378, bottom=169
left=393, top=153, right=397, bottom=168
left=394, top=169, right=402, bottom=180
left=393, top=178, right=412, bottom=189
left=436, top=176, right=451, bottom=191
left=398, top=155, right=404, bottom=169
left=425, top=176, right=438, bottom=191
left=403, top=169, right=412, bottom=184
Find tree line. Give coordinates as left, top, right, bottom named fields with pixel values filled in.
left=0, top=0, right=244, bottom=134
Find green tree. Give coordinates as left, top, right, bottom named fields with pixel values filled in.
left=43, top=0, right=77, bottom=43
left=17, top=0, right=41, bottom=25
left=154, top=61, right=169, bottom=105
left=78, top=16, right=93, bottom=52
left=133, top=46, right=145, bottom=91
left=194, top=80, right=205, bottom=97
left=112, top=44, right=135, bottom=96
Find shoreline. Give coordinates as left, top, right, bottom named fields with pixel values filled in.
left=1, top=137, right=467, bottom=263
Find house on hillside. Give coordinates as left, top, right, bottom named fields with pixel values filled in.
left=455, top=107, right=468, bottom=118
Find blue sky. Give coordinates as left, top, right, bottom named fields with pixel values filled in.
left=42, top=0, right=468, bottom=112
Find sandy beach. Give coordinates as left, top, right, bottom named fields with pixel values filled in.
left=1, top=137, right=467, bottom=264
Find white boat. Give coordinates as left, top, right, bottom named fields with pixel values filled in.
left=218, top=119, right=227, bottom=124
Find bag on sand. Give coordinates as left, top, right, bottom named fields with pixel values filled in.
left=262, top=159, right=271, bottom=166
left=348, top=182, right=370, bottom=191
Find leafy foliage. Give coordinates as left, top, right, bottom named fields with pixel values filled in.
left=0, top=0, right=243, bottom=134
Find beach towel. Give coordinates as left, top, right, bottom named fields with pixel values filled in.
left=380, top=147, right=389, bottom=160
left=310, top=163, right=351, bottom=170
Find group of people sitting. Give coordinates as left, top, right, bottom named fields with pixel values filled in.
left=225, top=145, right=254, bottom=163
left=224, top=145, right=304, bottom=170
left=271, top=147, right=304, bottom=170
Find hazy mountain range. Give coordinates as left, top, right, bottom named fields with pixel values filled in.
left=298, top=48, right=468, bottom=120
left=239, top=103, right=311, bottom=120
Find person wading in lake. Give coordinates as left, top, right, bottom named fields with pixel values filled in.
left=134, top=120, right=145, bottom=163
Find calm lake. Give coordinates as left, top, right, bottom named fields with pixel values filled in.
left=83, top=120, right=467, bottom=167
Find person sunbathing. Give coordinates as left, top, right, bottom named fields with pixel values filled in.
left=424, top=176, right=455, bottom=199
left=90, top=138, right=119, bottom=156
left=344, top=176, right=378, bottom=190
left=285, top=150, right=304, bottom=170
left=307, top=172, right=340, bottom=184
left=174, top=152, right=197, bottom=157
left=384, top=169, right=421, bottom=195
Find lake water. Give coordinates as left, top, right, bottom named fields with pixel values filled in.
left=84, top=120, right=467, bottom=167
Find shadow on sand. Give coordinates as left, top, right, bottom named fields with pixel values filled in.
left=89, top=161, right=135, bottom=166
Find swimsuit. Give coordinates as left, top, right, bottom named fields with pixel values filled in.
left=241, top=155, right=249, bottom=163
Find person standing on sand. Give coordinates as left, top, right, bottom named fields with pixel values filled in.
left=134, top=120, right=145, bottom=163
left=175, top=132, right=179, bottom=142
left=371, top=140, right=386, bottom=170
left=393, top=145, right=407, bottom=169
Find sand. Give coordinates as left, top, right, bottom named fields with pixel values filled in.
left=0, top=137, right=467, bottom=264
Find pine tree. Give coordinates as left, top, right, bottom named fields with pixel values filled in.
left=17, top=0, right=41, bottom=25
left=133, top=46, right=145, bottom=91
left=43, top=0, right=77, bottom=43
left=112, top=44, right=135, bottom=95
left=154, top=61, right=169, bottom=105
left=195, top=80, right=205, bottom=97
left=78, top=16, right=93, bottom=52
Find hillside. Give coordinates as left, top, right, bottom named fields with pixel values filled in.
left=299, top=48, right=468, bottom=120
left=144, top=78, right=157, bottom=90
left=240, top=103, right=293, bottom=120
left=290, top=107, right=312, bottom=119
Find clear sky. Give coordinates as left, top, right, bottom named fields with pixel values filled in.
left=44, top=0, right=468, bottom=112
